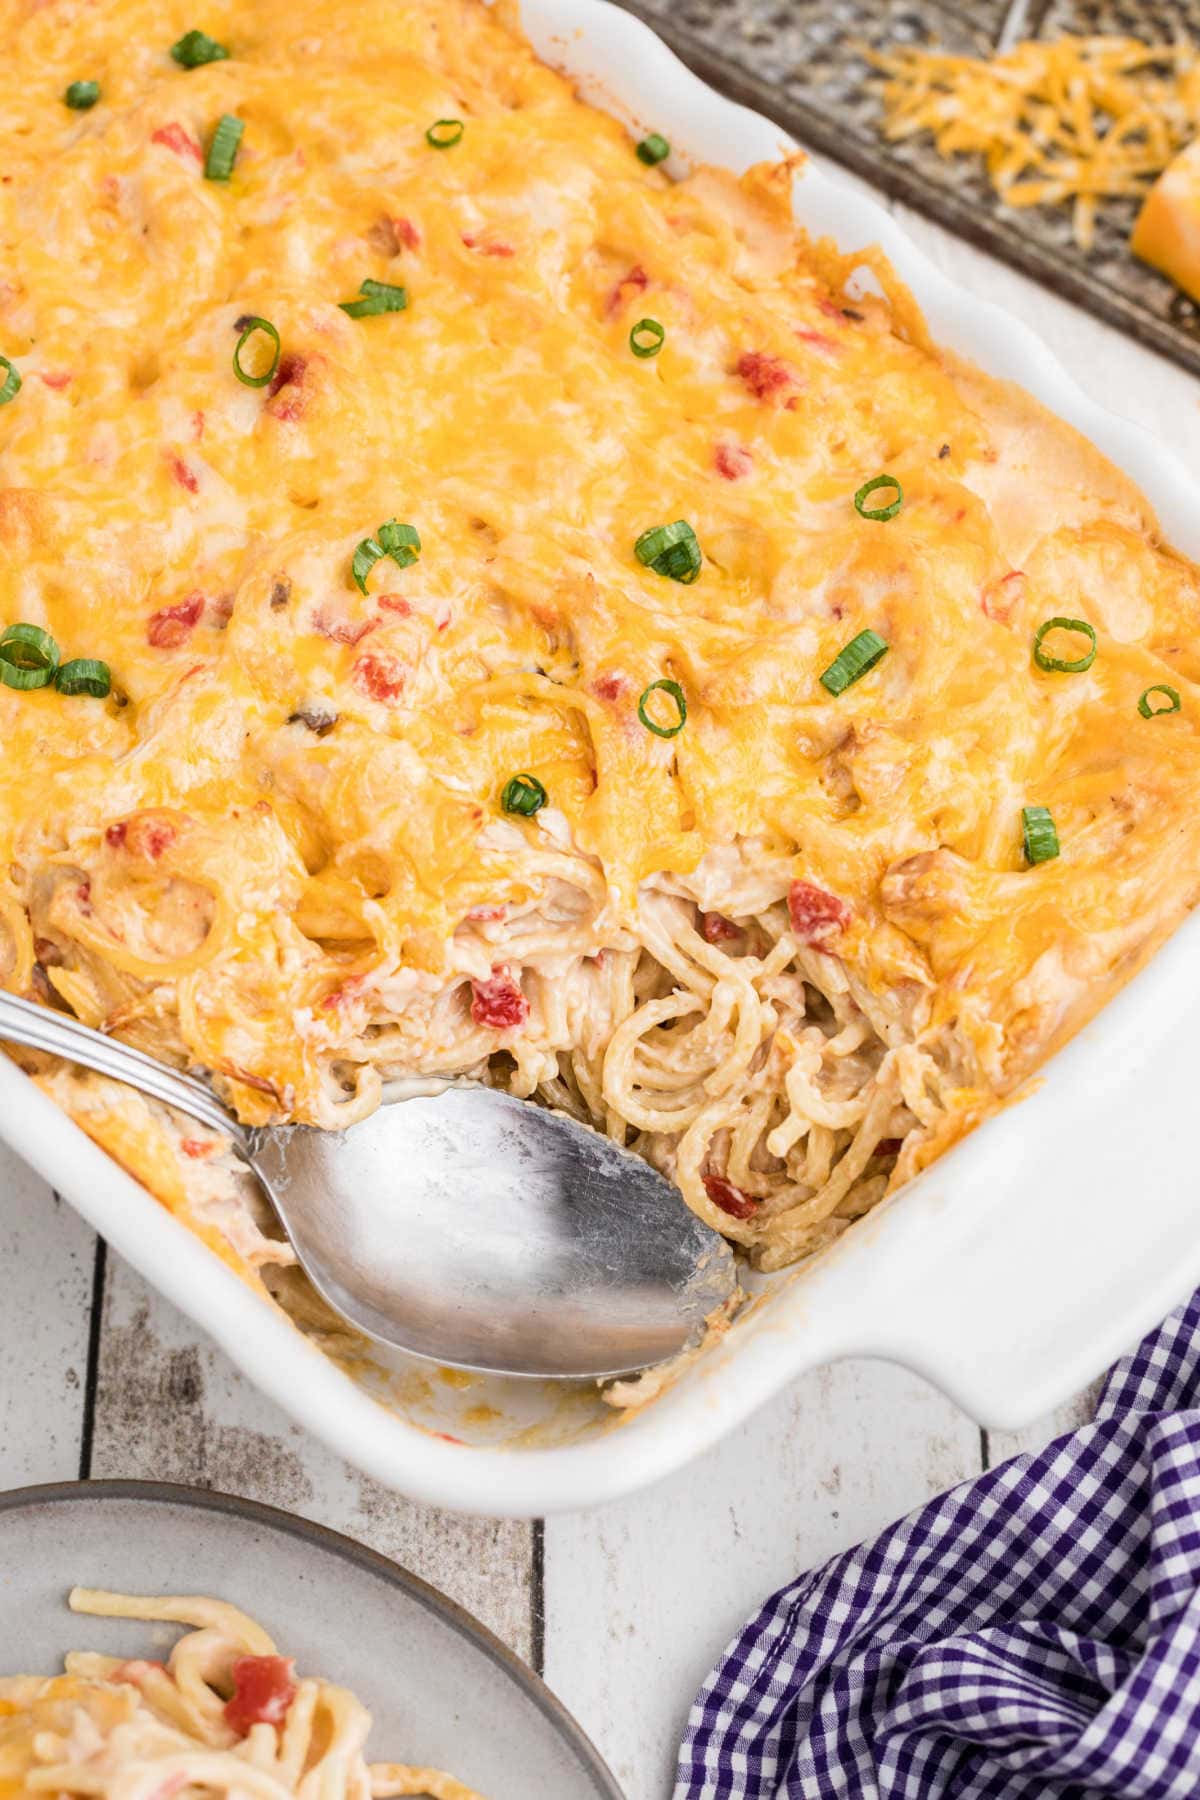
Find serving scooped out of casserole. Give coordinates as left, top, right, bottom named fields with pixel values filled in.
left=2, top=0, right=1199, bottom=1347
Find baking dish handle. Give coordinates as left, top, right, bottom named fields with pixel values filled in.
left=815, top=918, right=1200, bottom=1429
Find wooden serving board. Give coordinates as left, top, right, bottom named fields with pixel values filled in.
left=616, top=0, right=1200, bottom=377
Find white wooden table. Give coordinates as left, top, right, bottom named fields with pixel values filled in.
left=4, top=190, right=1198, bottom=1800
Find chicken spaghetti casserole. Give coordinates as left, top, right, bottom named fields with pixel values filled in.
left=2, top=0, right=1200, bottom=1302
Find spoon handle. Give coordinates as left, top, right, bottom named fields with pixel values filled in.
left=0, top=990, right=245, bottom=1147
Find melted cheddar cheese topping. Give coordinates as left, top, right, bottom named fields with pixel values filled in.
left=3, top=0, right=1200, bottom=1276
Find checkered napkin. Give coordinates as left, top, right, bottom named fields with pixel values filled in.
left=676, top=1291, right=1200, bottom=1798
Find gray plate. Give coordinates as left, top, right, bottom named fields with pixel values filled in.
left=0, top=1481, right=622, bottom=1800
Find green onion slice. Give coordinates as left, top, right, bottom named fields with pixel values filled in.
left=0, top=623, right=60, bottom=690
left=426, top=118, right=464, bottom=148
left=339, top=278, right=408, bottom=319
left=638, top=678, right=687, bottom=738
left=204, top=113, right=244, bottom=181
left=634, top=519, right=702, bottom=584
left=1032, top=616, right=1097, bottom=674
left=56, top=657, right=112, bottom=697
left=1138, top=683, right=1182, bottom=718
left=819, top=628, right=889, bottom=696
left=629, top=318, right=665, bottom=359
left=65, top=80, right=100, bottom=109
left=0, top=356, right=21, bottom=406
left=501, top=772, right=547, bottom=817
left=854, top=474, right=903, bottom=521
left=232, top=315, right=280, bottom=388
left=378, top=519, right=420, bottom=568
left=171, top=29, right=230, bottom=66
left=1021, top=804, right=1059, bottom=865
left=351, top=537, right=384, bottom=595
left=636, top=132, right=670, bottom=165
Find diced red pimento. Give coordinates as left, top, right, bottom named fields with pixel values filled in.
left=735, top=350, right=794, bottom=401
left=147, top=593, right=204, bottom=648
left=714, top=442, right=753, bottom=481
left=461, top=233, right=514, bottom=257
left=788, top=880, right=852, bottom=948
left=267, top=353, right=308, bottom=422
left=981, top=569, right=1025, bottom=624
left=377, top=594, right=411, bottom=616
left=604, top=264, right=649, bottom=317
left=466, top=905, right=507, bottom=923
left=181, top=1138, right=215, bottom=1159
left=393, top=215, right=421, bottom=250
left=224, top=1656, right=297, bottom=1737
left=109, top=815, right=178, bottom=859
left=39, top=371, right=72, bottom=390
left=702, top=911, right=742, bottom=944
left=703, top=1173, right=759, bottom=1221
left=795, top=327, right=839, bottom=354
left=167, top=454, right=199, bottom=494
left=313, top=609, right=376, bottom=647
left=471, top=968, right=529, bottom=1030
left=151, top=122, right=203, bottom=163
left=353, top=650, right=406, bottom=703
left=593, top=672, right=626, bottom=701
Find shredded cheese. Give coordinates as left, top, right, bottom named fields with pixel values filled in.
left=871, top=35, right=1200, bottom=249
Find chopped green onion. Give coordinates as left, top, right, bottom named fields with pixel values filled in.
left=634, top=519, right=702, bottom=584
left=56, top=657, right=111, bottom=697
left=426, top=118, right=464, bottom=148
left=339, top=278, right=408, bottom=319
left=204, top=113, right=244, bottom=181
left=1032, top=616, right=1097, bottom=674
left=64, top=80, right=100, bottom=109
left=629, top=318, right=665, bottom=359
left=1139, top=683, right=1181, bottom=718
left=0, top=623, right=60, bottom=691
left=819, top=628, right=889, bottom=696
left=232, top=315, right=280, bottom=388
left=351, top=537, right=384, bottom=595
left=638, top=678, right=687, bottom=738
left=171, top=29, right=230, bottom=66
left=378, top=519, right=420, bottom=568
left=854, top=474, right=903, bottom=521
left=0, top=356, right=21, bottom=406
left=1021, top=805, right=1059, bottom=865
left=501, top=773, right=547, bottom=817
left=636, top=132, right=670, bottom=165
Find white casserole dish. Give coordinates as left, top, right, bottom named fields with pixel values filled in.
left=4, top=0, right=1200, bottom=1517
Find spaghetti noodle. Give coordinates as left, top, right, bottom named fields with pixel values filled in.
left=0, top=1589, right=482, bottom=1800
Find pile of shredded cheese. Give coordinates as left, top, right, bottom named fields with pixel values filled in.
left=871, top=35, right=1200, bottom=248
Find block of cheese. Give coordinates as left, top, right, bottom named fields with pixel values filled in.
left=1132, top=137, right=1200, bottom=301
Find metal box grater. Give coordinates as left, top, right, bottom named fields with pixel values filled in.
left=615, top=0, right=1200, bottom=377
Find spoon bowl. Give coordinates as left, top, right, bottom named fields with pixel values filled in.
left=251, top=1089, right=735, bottom=1377
left=0, top=992, right=736, bottom=1379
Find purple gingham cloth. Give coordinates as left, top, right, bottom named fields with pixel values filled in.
left=676, top=1292, right=1200, bottom=1799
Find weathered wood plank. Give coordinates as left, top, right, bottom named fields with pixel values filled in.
left=544, top=1360, right=982, bottom=1800
left=89, top=1250, right=536, bottom=1661
left=0, top=1144, right=96, bottom=1487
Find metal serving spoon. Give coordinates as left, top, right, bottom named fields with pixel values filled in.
left=0, top=991, right=735, bottom=1379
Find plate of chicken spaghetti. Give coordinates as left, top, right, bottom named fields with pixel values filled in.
left=0, top=1481, right=621, bottom=1800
